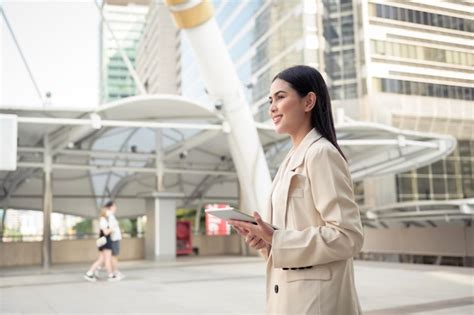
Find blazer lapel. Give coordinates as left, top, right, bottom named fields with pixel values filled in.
left=287, top=129, right=323, bottom=172
left=280, top=129, right=323, bottom=228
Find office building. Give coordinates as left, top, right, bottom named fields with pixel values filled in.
left=100, top=0, right=148, bottom=101
left=137, top=0, right=473, bottom=210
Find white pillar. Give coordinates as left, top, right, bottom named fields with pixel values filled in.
left=164, top=0, right=272, bottom=214
left=42, top=135, right=52, bottom=270
left=144, top=192, right=183, bottom=261
left=155, top=129, right=164, bottom=192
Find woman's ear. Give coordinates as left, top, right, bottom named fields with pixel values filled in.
left=305, top=92, right=317, bottom=112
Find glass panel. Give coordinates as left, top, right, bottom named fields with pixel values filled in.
left=467, top=53, right=474, bottom=66
left=400, top=44, right=409, bottom=58
left=410, top=81, right=419, bottom=95
left=383, top=5, right=391, bottom=19
left=399, top=7, right=407, bottom=21
left=433, top=178, right=446, bottom=195
left=431, top=160, right=445, bottom=175
left=408, top=45, right=417, bottom=59
left=446, top=51, right=453, bottom=64
left=462, top=178, right=473, bottom=198
left=376, top=40, right=385, bottom=55
left=390, top=6, right=398, bottom=19
left=408, top=9, right=415, bottom=23
left=460, top=52, right=467, bottom=66
left=459, top=141, right=471, bottom=157
left=417, top=165, right=430, bottom=175
left=415, top=10, right=422, bottom=24
left=422, top=12, right=430, bottom=25
left=460, top=160, right=472, bottom=176
left=393, top=43, right=401, bottom=57
left=447, top=178, right=459, bottom=195
left=417, top=177, right=431, bottom=199
left=400, top=80, right=409, bottom=94
left=400, top=176, right=413, bottom=194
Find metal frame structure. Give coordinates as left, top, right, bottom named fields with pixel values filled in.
left=363, top=199, right=474, bottom=227
left=0, top=96, right=457, bottom=219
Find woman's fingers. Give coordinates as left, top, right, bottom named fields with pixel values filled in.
left=254, top=239, right=267, bottom=250
left=232, top=225, right=248, bottom=236
left=253, top=212, right=274, bottom=244
left=247, top=233, right=266, bottom=248
left=247, top=236, right=267, bottom=249
left=230, top=220, right=256, bottom=232
left=248, top=235, right=257, bottom=247
left=245, top=233, right=256, bottom=244
left=230, top=218, right=273, bottom=245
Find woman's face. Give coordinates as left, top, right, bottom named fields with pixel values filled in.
left=268, top=78, right=310, bottom=135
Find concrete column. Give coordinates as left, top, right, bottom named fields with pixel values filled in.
left=144, top=192, right=183, bottom=261
left=155, top=129, right=164, bottom=192
left=42, top=135, right=52, bottom=270
left=0, top=208, right=7, bottom=242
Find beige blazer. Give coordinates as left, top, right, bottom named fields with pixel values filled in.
left=261, top=129, right=364, bottom=315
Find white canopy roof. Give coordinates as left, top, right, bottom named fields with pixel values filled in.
left=0, top=94, right=457, bottom=218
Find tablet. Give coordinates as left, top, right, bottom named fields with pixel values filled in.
left=205, top=207, right=278, bottom=230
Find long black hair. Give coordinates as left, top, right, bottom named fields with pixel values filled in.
left=272, top=65, right=346, bottom=160
left=104, top=200, right=115, bottom=209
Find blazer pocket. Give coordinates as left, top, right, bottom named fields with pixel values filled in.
left=286, top=266, right=332, bottom=282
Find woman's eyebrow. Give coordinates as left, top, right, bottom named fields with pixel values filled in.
left=270, top=90, right=287, bottom=98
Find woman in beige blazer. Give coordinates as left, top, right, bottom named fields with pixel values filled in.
left=230, top=65, right=364, bottom=315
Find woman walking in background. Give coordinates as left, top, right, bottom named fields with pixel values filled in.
left=230, top=65, right=364, bottom=314
left=84, top=207, right=116, bottom=282
left=104, top=200, right=124, bottom=280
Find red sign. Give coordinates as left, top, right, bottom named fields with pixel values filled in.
left=205, top=204, right=231, bottom=236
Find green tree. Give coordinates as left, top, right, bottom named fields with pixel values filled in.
left=74, top=219, right=93, bottom=238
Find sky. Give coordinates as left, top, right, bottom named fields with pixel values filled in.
left=1, top=0, right=100, bottom=110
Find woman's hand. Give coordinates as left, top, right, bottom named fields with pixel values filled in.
left=233, top=224, right=267, bottom=250
left=229, top=212, right=274, bottom=247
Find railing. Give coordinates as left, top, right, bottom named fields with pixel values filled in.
left=1, top=232, right=145, bottom=242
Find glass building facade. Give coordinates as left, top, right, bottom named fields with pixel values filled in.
left=364, top=1, right=473, bottom=204
left=180, top=0, right=311, bottom=122
left=100, top=3, right=148, bottom=102
left=397, top=140, right=474, bottom=201
left=323, top=0, right=358, bottom=100
left=137, top=0, right=473, bottom=208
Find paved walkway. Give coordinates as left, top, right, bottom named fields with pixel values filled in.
left=1, top=256, right=473, bottom=314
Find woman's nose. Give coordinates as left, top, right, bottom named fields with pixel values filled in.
left=269, top=104, right=276, bottom=113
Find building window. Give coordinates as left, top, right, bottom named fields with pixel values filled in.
left=370, top=40, right=474, bottom=66
left=396, top=140, right=474, bottom=201
left=378, top=78, right=474, bottom=101
left=373, top=3, right=473, bottom=33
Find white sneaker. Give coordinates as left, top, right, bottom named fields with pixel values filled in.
left=107, top=274, right=120, bottom=282
left=84, top=273, right=97, bottom=282
left=114, top=271, right=125, bottom=280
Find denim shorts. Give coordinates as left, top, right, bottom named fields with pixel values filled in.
left=111, top=240, right=120, bottom=256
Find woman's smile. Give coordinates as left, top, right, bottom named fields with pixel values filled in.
left=272, top=114, right=283, bottom=125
